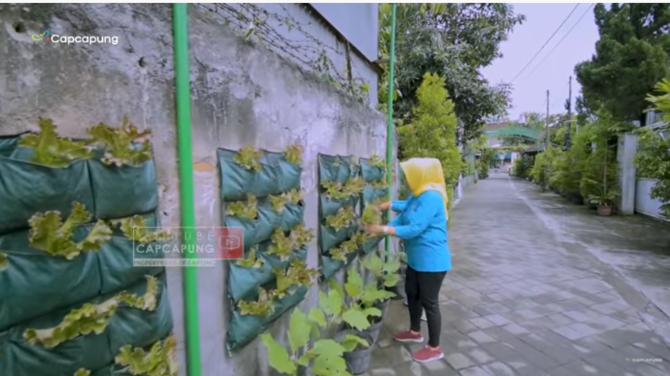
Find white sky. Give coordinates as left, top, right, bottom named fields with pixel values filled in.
left=482, top=3, right=600, bottom=121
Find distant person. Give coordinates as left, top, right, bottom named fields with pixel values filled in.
left=366, top=157, right=451, bottom=363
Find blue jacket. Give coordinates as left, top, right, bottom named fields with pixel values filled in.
left=390, top=191, right=451, bottom=272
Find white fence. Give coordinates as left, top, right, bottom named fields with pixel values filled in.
left=635, top=178, right=666, bottom=220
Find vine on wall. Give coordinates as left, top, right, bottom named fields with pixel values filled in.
left=201, top=3, right=371, bottom=104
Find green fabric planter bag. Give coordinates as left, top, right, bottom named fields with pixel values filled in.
left=273, top=153, right=302, bottom=193
left=0, top=274, right=173, bottom=376
left=318, top=224, right=358, bottom=253
left=97, top=235, right=164, bottom=295
left=361, top=187, right=387, bottom=208
left=223, top=216, right=260, bottom=252
left=107, top=275, right=174, bottom=356
left=0, top=156, right=94, bottom=235
left=318, top=154, right=352, bottom=183
left=360, top=236, right=384, bottom=255
left=275, top=201, right=305, bottom=232
left=360, top=158, right=385, bottom=183
left=320, top=252, right=358, bottom=281
left=218, top=149, right=285, bottom=201
left=226, top=285, right=308, bottom=353
left=228, top=245, right=308, bottom=304
left=319, top=195, right=359, bottom=219
left=87, top=159, right=159, bottom=220
left=0, top=227, right=101, bottom=331
left=89, top=334, right=174, bottom=376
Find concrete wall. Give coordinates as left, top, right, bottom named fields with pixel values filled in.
left=617, top=133, right=637, bottom=215
left=0, top=3, right=390, bottom=376
left=199, top=4, right=379, bottom=106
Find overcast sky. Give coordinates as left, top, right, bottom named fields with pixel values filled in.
left=482, top=3, right=600, bottom=122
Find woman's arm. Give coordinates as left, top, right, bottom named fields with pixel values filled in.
left=383, top=192, right=440, bottom=239
left=390, top=200, right=407, bottom=213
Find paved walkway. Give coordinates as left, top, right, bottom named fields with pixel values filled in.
left=367, top=174, right=670, bottom=376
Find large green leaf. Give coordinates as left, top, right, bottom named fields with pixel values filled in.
left=308, top=307, right=327, bottom=328
left=312, top=339, right=346, bottom=357
left=339, top=334, right=370, bottom=352
left=261, top=333, right=297, bottom=375
left=288, top=309, right=311, bottom=353
left=342, top=309, right=370, bottom=331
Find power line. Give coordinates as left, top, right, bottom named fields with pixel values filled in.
left=519, top=3, right=595, bottom=83
left=508, top=4, right=580, bottom=84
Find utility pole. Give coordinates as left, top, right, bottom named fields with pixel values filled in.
left=544, top=89, right=550, bottom=191
left=566, top=76, right=572, bottom=146
left=545, top=90, right=550, bottom=148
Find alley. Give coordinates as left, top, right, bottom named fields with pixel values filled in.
left=367, top=174, right=670, bottom=376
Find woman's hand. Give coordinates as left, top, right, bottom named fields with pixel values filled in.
left=364, top=224, right=385, bottom=237
left=378, top=202, right=391, bottom=211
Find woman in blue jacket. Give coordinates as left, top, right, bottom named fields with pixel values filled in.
left=365, top=157, right=451, bottom=363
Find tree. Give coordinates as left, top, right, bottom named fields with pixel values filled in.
left=379, top=4, right=524, bottom=141
left=575, top=3, right=670, bottom=125
left=397, top=73, right=462, bottom=194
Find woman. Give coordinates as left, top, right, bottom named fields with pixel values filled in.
left=365, top=157, right=451, bottom=363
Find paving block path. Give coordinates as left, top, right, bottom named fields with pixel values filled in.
left=366, top=174, right=670, bottom=376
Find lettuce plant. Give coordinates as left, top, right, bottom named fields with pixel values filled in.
left=226, top=193, right=258, bottom=219
left=325, top=206, right=356, bottom=231
left=283, top=144, right=303, bottom=166
left=329, top=237, right=359, bottom=262
left=237, top=287, right=275, bottom=317
left=360, top=205, right=381, bottom=226
left=112, top=215, right=172, bottom=243
left=24, top=275, right=158, bottom=348
left=321, top=180, right=349, bottom=200
left=28, top=202, right=112, bottom=260
left=368, top=153, right=385, bottom=168
left=269, top=189, right=303, bottom=213
left=274, top=258, right=319, bottom=298
left=0, top=251, right=7, bottom=271
left=234, top=146, right=263, bottom=172
left=73, top=369, right=90, bottom=376
left=236, top=247, right=264, bottom=268
left=114, top=334, right=179, bottom=376
left=18, top=118, right=94, bottom=167
left=86, top=117, right=152, bottom=167
left=370, top=180, right=388, bottom=190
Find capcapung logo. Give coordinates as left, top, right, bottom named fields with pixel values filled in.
left=32, top=30, right=119, bottom=45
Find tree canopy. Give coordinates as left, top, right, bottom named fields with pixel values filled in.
left=575, top=3, right=670, bottom=125
left=378, top=4, right=524, bottom=141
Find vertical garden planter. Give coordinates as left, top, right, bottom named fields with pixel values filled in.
left=220, top=146, right=311, bottom=353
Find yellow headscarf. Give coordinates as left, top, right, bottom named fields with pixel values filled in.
left=400, top=158, right=449, bottom=220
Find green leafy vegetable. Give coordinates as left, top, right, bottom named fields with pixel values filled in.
left=339, top=334, right=369, bottom=353
left=86, top=117, right=153, bottom=167
left=234, top=146, right=263, bottom=172
left=237, top=287, right=275, bottom=317
left=18, top=118, right=94, bottom=167
left=269, top=189, right=303, bottom=213
left=0, top=251, right=7, bottom=272
left=28, top=202, right=112, bottom=260
left=325, top=206, right=356, bottom=231
left=115, top=334, right=179, bottom=376
left=73, top=369, right=90, bottom=376
left=236, top=247, right=264, bottom=268
left=113, top=215, right=172, bottom=243
left=284, top=144, right=304, bottom=166
left=368, top=153, right=386, bottom=168
left=261, top=333, right=297, bottom=375
left=226, top=193, right=258, bottom=219
left=361, top=205, right=381, bottom=226
left=371, top=179, right=388, bottom=189
left=275, top=258, right=319, bottom=297
left=329, top=237, right=359, bottom=262
left=322, top=180, right=349, bottom=200
left=24, top=275, right=158, bottom=348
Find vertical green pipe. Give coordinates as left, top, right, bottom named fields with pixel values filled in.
left=173, top=4, right=203, bottom=376
left=385, top=3, right=397, bottom=253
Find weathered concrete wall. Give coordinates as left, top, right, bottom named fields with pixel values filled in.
left=0, top=3, right=389, bottom=376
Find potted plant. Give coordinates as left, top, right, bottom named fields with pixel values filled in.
left=588, top=190, right=617, bottom=216
left=360, top=252, right=402, bottom=317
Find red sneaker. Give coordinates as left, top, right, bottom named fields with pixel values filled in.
left=412, top=346, right=444, bottom=363
left=393, top=330, right=424, bottom=343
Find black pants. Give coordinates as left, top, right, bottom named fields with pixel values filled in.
left=405, top=266, right=447, bottom=347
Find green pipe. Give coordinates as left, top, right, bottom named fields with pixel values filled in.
left=385, top=3, right=397, bottom=254
left=172, top=4, right=203, bottom=376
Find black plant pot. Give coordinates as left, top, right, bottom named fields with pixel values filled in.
left=336, top=330, right=374, bottom=375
